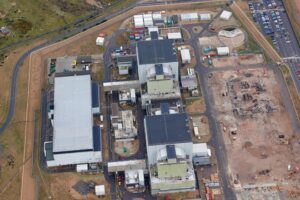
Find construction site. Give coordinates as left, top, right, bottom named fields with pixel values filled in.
left=208, top=67, right=300, bottom=198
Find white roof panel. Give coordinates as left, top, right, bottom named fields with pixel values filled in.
left=168, top=32, right=182, bottom=39
left=53, top=74, right=93, bottom=152
left=220, top=10, right=232, bottom=20
left=181, top=13, right=198, bottom=20
left=180, top=49, right=191, bottom=60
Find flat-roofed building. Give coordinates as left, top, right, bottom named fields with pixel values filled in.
left=136, top=39, right=178, bottom=83
left=45, top=72, right=102, bottom=168
left=144, top=110, right=195, bottom=195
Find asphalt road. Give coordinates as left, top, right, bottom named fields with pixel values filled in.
left=182, top=8, right=237, bottom=200
left=251, top=0, right=300, bottom=95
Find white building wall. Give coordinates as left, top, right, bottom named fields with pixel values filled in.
left=138, top=62, right=178, bottom=83
left=47, top=151, right=102, bottom=167
left=146, top=143, right=193, bottom=165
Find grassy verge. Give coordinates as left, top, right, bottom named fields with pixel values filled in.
left=279, top=64, right=300, bottom=120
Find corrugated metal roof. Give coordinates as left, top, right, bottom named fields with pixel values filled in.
left=137, top=39, right=177, bottom=65
left=93, top=126, right=101, bottom=151
left=53, top=74, right=93, bottom=152
left=92, top=82, right=100, bottom=108
left=145, top=113, right=191, bottom=145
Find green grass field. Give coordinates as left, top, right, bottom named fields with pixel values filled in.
left=0, top=0, right=117, bottom=49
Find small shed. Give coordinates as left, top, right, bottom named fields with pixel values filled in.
left=96, top=37, right=105, bottom=46
left=76, top=164, right=88, bottom=173
left=199, top=13, right=211, bottom=21
left=180, top=49, right=191, bottom=64
left=95, top=185, right=105, bottom=196
left=220, top=10, right=232, bottom=20
left=217, top=47, right=230, bottom=56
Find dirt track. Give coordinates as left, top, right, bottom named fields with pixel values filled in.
left=230, top=2, right=282, bottom=63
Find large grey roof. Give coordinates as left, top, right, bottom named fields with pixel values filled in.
left=145, top=113, right=191, bottom=145
left=53, top=74, right=93, bottom=152
left=137, top=39, right=177, bottom=65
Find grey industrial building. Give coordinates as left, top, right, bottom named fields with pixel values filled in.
left=144, top=105, right=195, bottom=195
left=45, top=72, right=102, bottom=168
left=136, top=39, right=178, bottom=83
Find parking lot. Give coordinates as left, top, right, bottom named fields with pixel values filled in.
left=249, top=0, right=300, bottom=93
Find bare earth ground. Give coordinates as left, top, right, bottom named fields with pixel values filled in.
left=0, top=41, right=45, bottom=200
left=208, top=68, right=300, bottom=193
left=212, top=54, right=264, bottom=68
left=185, top=98, right=206, bottom=114
left=114, top=140, right=140, bottom=157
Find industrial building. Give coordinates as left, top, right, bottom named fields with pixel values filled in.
left=192, top=143, right=211, bottom=166
left=125, top=169, right=145, bottom=193
left=180, top=49, right=191, bottom=64
left=136, top=39, right=178, bottom=83
left=45, top=72, right=102, bottom=168
left=116, top=55, right=135, bottom=75
left=111, top=108, right=138, bottom=141
left=144, top=105, right=195, bottom=195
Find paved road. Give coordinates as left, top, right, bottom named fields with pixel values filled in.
left=182, top=9, right=237, bottom=200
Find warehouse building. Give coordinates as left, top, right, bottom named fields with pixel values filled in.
left=136, top=39, right=178, bottom=83
left=45, top=72, right=102, bottom=168
left=144, top=107, right=195, bottom=195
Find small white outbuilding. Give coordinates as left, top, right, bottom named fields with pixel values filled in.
left=220, top=10, right=232, bottom=20
left=217, top=47, right=230, bottom=56
left=76, top=164, right=88, bottom=172
left=180, top=13, right=198, bottom=21
left=167, top=32, right=182, bottom=40
left=95, top=185, right=105, bottom=196
left=96, top=37, right=105, bottom=46
left=180, top=49, right=191, bottom=64
left=199, top=13, right=211, bottom=21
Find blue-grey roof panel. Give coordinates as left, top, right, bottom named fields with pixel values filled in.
left=93, top=126, right=101, bottom=151
left=145, top=113, right=191, bottom=145
left=160, top=103, right=170, bottom=114
left=166, top=145, right=176, bottom=159
left=137, top=39, right=177, bottom=65
left=91, top=82, right=99, bottom=108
